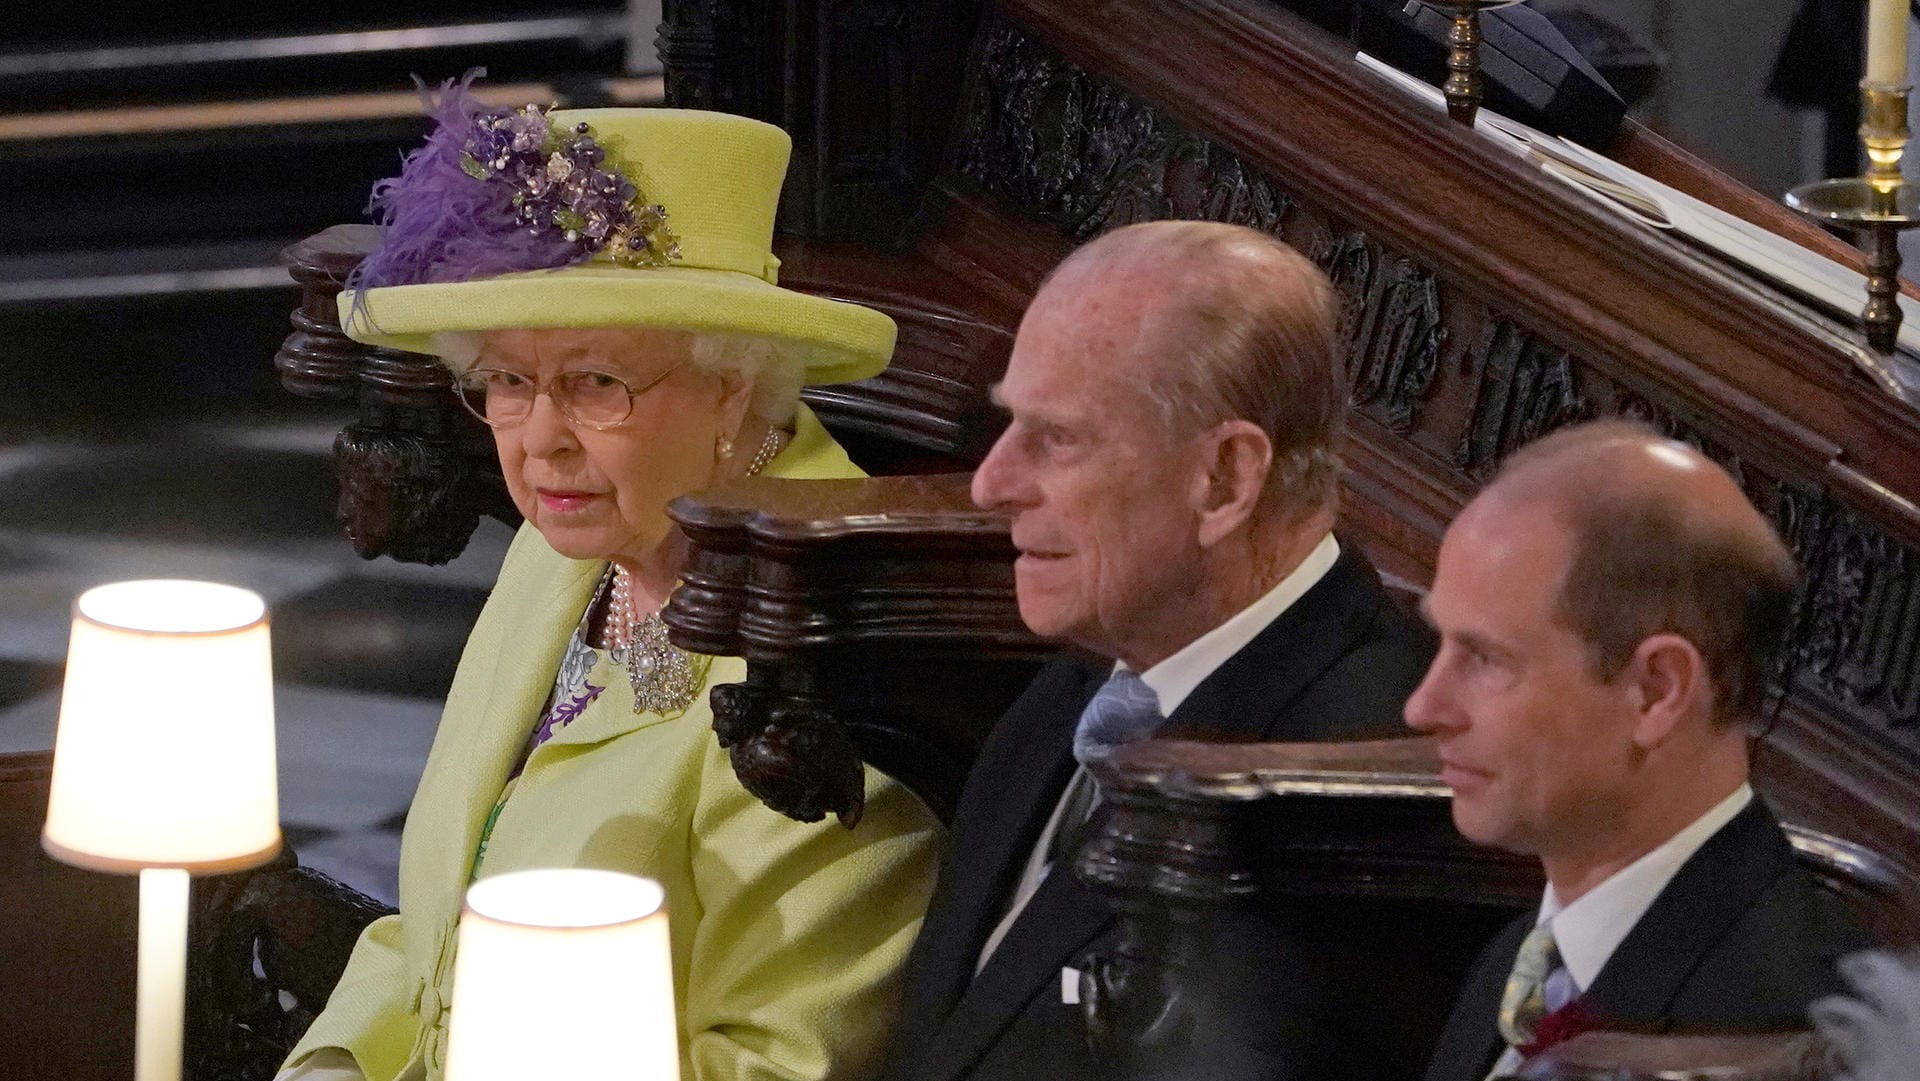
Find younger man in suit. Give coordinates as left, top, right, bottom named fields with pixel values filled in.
left=882, top=220, right=1434, bottom=1081
left=1410, top=421, right=1873, bottom=1081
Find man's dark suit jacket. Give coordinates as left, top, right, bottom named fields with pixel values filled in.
left=881, top=545, right=1435, bottom=1081
left=1424, top=797, right=1876, bottom=1081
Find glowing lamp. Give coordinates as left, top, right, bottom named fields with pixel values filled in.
left=446, top=869, right=680, bottom=1081
left=43, top=580, right=282, bottom=1081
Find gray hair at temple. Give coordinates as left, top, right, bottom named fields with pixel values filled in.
left=1050, top=220, right=1347, bottom=521
left=429, top=328, right=807, bottom=428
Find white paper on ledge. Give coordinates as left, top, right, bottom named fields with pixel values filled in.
left=1353, top=51, right=1920, bottom=364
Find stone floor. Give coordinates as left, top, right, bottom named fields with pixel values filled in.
left=0, top=411, right=512, bottom=905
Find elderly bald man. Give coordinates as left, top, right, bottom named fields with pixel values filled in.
left=882, top=220, right=1434, bottom=1081
left=1412, top=421, right=1873, bottom=1081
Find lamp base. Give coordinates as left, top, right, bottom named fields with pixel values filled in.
left=137, top=868, right=189, bottom=1081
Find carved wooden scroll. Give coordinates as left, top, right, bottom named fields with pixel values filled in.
left=1073, top=737, right=1536, bottom=1081
left=185, top=859, right=392, bottom=1081
left=664, top=473, right=1050, bottom=824
left=276, top=226, right=516, bottom=565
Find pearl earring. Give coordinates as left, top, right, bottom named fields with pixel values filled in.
left=716, top=436, right=734, bottom=460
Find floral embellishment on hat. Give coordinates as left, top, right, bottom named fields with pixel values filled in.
left=349, top=70, right=681, bottom=296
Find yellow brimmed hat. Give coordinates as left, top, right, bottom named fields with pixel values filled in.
left=340, top=99, right=894, bottom=386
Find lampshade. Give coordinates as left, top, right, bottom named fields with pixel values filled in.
left=446, top=869, right=680, bottom=1081
left=42, top=579, right=281, bottom=874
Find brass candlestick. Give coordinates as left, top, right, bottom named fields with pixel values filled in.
left=1786, top=81, right=1920, bottom=355
left=1413, top=0, right=1527, bottom=126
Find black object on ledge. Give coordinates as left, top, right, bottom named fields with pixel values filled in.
left=1286, top=0, right=1628, bottom=150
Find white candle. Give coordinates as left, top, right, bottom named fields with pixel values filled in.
left=1868, top=0, right=1910, bottom=86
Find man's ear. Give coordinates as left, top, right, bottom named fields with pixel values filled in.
left=1194, top=420, right=1272, bottom=548
left=1626, top=633, right=1708, bottom=749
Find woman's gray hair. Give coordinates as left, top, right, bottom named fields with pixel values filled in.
left=687, top=331, right=805, bottom=428
left=429, top=327, right=806, bottom=427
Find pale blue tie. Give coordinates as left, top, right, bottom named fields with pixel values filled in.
left=1072, top=669, right=1165, bottom=765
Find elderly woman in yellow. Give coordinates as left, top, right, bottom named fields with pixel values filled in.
left=277, top=84, right=939, bottom=1081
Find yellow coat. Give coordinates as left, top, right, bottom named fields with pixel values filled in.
left=287, top=407, right=942, bottom=1081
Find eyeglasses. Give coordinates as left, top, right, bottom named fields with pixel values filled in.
left=456, top=365, right=682, bottom=430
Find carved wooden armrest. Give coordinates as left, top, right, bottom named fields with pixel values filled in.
left=1078, top=736, right=1538, bottom=903
left=664, top=473, right=1051, bottom=825
left=1511, top=1030, right=1834, bottom=1081
left=1070, top=736, right=1540, bottom=1081
left=187, top=856, right=396, bottom=1081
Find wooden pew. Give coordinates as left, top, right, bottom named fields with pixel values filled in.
left=0, top=752, right=138, bottom=1081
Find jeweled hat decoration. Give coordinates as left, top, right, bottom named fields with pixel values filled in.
left=352, top=74, right=680, bottom=296
left=341, top=72, right=897, bottom=386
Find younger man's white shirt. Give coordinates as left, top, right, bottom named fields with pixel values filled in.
left=1489, top=782, right=1756, bottom=1075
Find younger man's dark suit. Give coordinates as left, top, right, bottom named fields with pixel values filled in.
left=882, top=546, right=1434, bottom=1081
left=1423, top=798, right=1876, bottom=1081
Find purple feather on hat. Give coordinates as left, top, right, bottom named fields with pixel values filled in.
left=344, top=71, right=679, bottom=336
left=349, top=71, right=583, bottom=294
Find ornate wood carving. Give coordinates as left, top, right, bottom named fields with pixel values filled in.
left=1792, top=499, right=1920, bottom=735
left=186, top=860, right=393, bottom=1081
left=1343, top=248, right=1446, bottom=433
left=664, top=474, right=1052, bottom=823
left=957, top=13, right=1290, bottom=241
left=1074, top=738, right=1537, bottom=1080
left=275, top=227, right=516, bottom=566
left=1454, top=321, right=1587, bottom=478
left=657, top=1, right=739, bottom=113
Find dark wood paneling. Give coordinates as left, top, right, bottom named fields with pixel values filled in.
left=0, top=753, right=138, bottom=1081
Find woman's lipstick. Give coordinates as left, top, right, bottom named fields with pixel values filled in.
left=537, top=489, right=602, bottom=514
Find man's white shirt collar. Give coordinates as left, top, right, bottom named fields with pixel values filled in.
left=1537, top=782, right=1755, bottom=991
left=979, top=533, right=1339, bottom=976
left=1125, top=533, right=1341, bottom=715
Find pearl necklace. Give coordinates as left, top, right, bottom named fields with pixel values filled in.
left=604, top=426, right=784, bottom=714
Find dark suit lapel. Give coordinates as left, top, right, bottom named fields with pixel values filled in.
left=901, top=662, right=1105, bottom=1076
left=1426, top=915, right=1529, bottom=1081
left=921, top=867, right=1116, bottom=1081
left=1162, top=545, right=1399, bottom=742
left=1581, top=798, right=1797, bottom=1027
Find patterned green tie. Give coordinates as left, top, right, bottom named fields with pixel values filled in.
left=1497, top=923, right=1561, bottom=1050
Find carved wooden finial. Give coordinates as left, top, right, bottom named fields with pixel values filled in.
left=274, top=225, right=509, bottom=565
